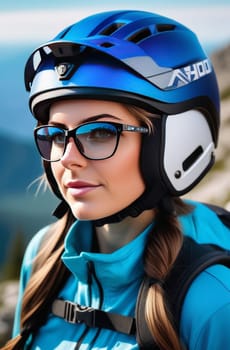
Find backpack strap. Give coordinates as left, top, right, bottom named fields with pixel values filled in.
left=51, top=299, right=136, bottom=335
left=165, top=237, right=230, bottom=329
left=204, top=202, right=230, bottom=227
left=136, top=236, right=230, bottom=349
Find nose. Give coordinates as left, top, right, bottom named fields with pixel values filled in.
left=60, top=137, right=88, bottom=168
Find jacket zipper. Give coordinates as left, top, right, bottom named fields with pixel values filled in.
left=74, top=261, right=104, bottom=349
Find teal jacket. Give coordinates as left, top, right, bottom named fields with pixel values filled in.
left=13, top=201, right=230, bottom=349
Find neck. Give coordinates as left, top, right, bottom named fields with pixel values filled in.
left=95, top=209, right=155, bottom=253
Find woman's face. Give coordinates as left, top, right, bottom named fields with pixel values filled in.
left=49, top=99, right=146, bottom=221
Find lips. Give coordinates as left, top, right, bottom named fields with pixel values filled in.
left=65, top=180, right=100, bottom=197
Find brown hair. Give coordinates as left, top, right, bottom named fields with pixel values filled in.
left=2, top=105, right=190, bottom=350
left=144, top=199, right=190, bottom=350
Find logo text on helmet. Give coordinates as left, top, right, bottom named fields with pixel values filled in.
left=167, top=59, right=212, bottom=88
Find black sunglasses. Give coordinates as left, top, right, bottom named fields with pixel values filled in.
left=34, top=121, right=149, bottom=162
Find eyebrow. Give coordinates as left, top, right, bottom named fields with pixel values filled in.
left=84, top=114, right=122, bottom=123
left=49, top=114, right=122, bottom=127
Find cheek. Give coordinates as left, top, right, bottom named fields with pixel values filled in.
left=50, top=163, right=62, bottom=188
left=101, top=136, right=145, bottom=202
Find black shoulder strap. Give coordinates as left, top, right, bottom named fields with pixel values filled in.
left=204, top=202, right=230, bottom=228
left=136, top=237, right=230, bottom=349
left=165, top=237, right=230, bottom=328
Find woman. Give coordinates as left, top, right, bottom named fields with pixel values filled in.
left=4, top=9, right=230, bottom=350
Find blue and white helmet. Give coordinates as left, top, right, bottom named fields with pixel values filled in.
left=25, top=10, right=220, bottom=221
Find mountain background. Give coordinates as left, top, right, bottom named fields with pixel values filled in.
left=0, top=40, right=230, bottom=280
left=0, top=131, right=58, bottom=272
left=0, top=44, right=59, bottom=275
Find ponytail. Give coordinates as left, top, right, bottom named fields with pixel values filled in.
left=144, top=198, right=191, bottom=350
left=1, top=334, right=27, bottom=350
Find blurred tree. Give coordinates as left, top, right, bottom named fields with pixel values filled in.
left=2, top=229, right=26, bottom=281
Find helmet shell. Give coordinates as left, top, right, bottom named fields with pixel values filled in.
left=25, top=10, right=220, bottom=209
left=25, top=10, right=219, bottom=142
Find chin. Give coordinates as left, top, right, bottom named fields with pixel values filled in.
left=69, top=203, right=118, bottom=222
left=70, top=205, right=105, bottom=221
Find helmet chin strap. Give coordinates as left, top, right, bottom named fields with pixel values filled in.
left=52, top=200, right=69, bottom=219
left=92, top=189, right=175, bottom=226
left=93, top=193, right=149, bottom=227
left=52, top=188, right=174, bottom=225
left=52, top=196, right=145, bottom=224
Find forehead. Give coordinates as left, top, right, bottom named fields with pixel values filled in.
left=49, top=99, right=138, bottom=125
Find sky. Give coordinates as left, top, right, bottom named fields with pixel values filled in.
left=0, top=0, right=230, bottom=139
left=1, top=0, right=230, bottom=49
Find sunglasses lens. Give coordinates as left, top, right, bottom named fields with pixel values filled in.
left=76, top=122, right=118, bottom=160
left=35, top=126, right=65, bottom=161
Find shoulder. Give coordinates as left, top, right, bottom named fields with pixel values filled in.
left=179, top=200, right=230, bottom=249
left=180, top=263, right=230, bottom=349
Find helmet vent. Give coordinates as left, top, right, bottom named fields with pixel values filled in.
left=182, top=146, right=203, bottom=171
left=156, top=24, right=176, bottom=32
left=127, top=28, right=152, bottom=43
left=100, top=22, right=126, bottom=36
left=100, top=42, right=115, bottom=48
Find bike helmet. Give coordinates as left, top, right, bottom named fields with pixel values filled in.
left=24, top=10, right=220, bottom=223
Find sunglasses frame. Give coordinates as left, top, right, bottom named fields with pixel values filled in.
left=34, top=121, right=149, bottom=162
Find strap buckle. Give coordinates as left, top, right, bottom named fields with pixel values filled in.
left=52, top=299, right=136, bottom=335
left=64, top=300, right=95, bottom=326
